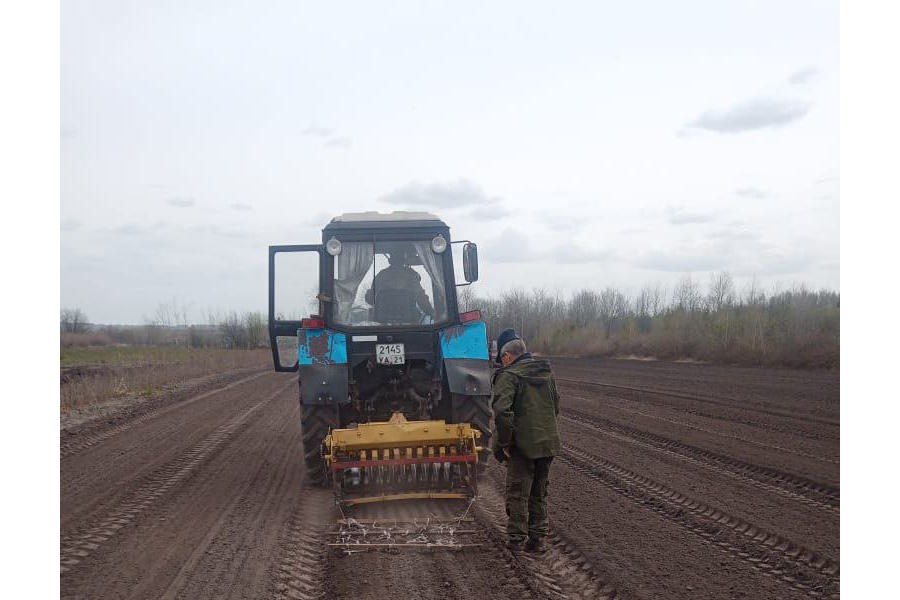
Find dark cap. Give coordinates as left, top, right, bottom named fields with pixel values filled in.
left=495, top=328, right=521, bottom=364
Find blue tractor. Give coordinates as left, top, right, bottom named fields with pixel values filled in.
left=268, top=212, right=492, bottom=503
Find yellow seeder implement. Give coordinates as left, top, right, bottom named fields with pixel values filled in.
left=323, top=412, right=482, bottom=507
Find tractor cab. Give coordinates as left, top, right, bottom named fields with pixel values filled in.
left=334, top=238, right=445, bottom=327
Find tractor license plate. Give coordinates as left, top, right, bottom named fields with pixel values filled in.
left=376, top=343, right=405, bottom=365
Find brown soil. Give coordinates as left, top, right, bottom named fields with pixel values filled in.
left=61, top=357, right=839, bottom=599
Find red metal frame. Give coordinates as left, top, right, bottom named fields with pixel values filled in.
left=459, top=310, right=483, bottom=323
left=331, top=455, right=477, bottom=470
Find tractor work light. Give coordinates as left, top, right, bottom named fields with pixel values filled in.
left=431, top=235, right=447, bottom=253
left=326, top=237, right=342, bottom=256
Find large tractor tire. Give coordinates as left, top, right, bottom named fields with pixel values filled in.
left=301, top=403, right=338, bottom=485
left=450, top=393, right=493, bottom=466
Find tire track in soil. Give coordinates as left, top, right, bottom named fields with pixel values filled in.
left=60, top=373, right=292, bottom=532
left=561, top=409, right=839, bottom=513
left=59, top=378, right=294, bottom=574
left=551, top=360, right=839, bottom=422
left=583, top=397, right=840, bottom=466
left=556, top=377, right=840, bottom=428
left=558, top=444, right=840, bottom=598
left=476, top=467, right=622, bottom=600
left=272, top=486, right=336, bottom=600
left=60, top=370, right=269, bottom=459
left=155, top=395, right=303, bottom=600
left=558, top=380, right=838, bottom=446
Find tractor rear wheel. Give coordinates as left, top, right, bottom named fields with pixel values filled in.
left=301, top=403, right=338, bottom=485
left=450, top=393, right=493, bottom=466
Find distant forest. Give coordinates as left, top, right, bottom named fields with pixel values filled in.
left=461, top=272, right=839, bottom=369
left=61, top=272, right=839, bottom=369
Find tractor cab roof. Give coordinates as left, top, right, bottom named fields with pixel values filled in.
left=323, top=211, right=449, bottom=233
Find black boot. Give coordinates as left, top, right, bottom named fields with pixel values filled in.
left=525, top=537, right=546, bottom=554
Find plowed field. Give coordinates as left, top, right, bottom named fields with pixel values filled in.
left=60, top=358, right=839, bottom=599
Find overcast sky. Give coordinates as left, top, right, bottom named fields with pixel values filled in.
left=61, top=0, right=839, bottom=324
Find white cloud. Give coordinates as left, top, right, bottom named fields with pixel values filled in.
left=167, top=197, right=196, bottom=208
left=666, top=205, right=716, bottom=225
left=484, top=228, right=540, bottom=263
left=324, top=136, right=352, bottom=149
left=633, top=251, right=726, bottom=272
left=303, top=125, right=333, bottom=137
left=61, top=218, right=81, bottom=232
left=379, top=179, right=502, bottom=209
left=467, top=205, right=511, bottom=219
left=735, top=187, right=768, bottom=199
left=686, top=98, right=811, bottom=133
left=788, top=67, right=819, bottom=85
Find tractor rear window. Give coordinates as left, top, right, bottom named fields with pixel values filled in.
left=333, top=241, right=449, bottom=327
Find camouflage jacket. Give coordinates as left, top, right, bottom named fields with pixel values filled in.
left=491, top=354, right=561, bottom=459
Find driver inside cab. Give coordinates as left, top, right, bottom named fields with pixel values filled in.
left=365, top=246, right=435, bottom=321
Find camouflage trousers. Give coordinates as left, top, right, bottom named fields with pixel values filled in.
left=505, top=451, right=553, bottom=543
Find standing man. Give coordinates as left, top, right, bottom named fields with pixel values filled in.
left=491, top=328, right=561, bottom=554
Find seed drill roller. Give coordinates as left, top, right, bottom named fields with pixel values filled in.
left=268, top=212, right=492, bottom=507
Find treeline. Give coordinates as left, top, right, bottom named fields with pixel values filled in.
left=62, top=272, right=839, bottom=367
left=463, top=272, right=839, bottom=368
left=60, top=306, right=270, bottom=350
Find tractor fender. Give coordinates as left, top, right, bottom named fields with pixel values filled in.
left=443, top=358, right=491, bottom=396
left=298, top=328, right=350, bottom=405
left=439, top=321, right=491, bottom=396
left=298, top=363, right=349, bottom=405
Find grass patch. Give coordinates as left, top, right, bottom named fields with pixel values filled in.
left=60, top=345, right=204, bottom=367
left=60, top=346, right=271, bottom=414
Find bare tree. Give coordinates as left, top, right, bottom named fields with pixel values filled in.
left=153, top=302, right=174, bottom=328
left=705, top=272, right=736, bottom=353
left=597, top=287, right=628, bottom=338
left=741, top=276, right=766, bottom=306
left=457, top=285, right=476, bottom=312
left=707, top=271, right=735, bottom=312
left=60, top=308, right=89, bottom=333
left=244, top=311, right=267, bottom=348
left=151, top=298, right=192, bottom=328
left=500, top=288, right=533, bottom=339
left=219, top=311, right=245, bottom=348
left=568, top=289, right=600, bottom=328
left=531, top=288, right=564, bottom=325
left=672, top=275, right=702, bottom=312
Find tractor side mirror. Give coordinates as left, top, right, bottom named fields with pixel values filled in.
left=462, top=243, right=479, bottom=283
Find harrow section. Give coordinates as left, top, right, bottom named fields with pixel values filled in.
left=329, top=517, right=482, bottom=551
left=324, top=412, right=481, bottom=507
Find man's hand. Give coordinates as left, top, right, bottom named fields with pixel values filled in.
left=494, top=446, right=509, bottom=463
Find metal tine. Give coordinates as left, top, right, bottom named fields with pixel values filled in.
left=434, top=454, right=440, bottom=485
left=392, top=449, right=397, bottom=485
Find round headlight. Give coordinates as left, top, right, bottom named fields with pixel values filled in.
left=431, top=235, right=447, bottom=253
left=326, top=237, right=342, bottom=256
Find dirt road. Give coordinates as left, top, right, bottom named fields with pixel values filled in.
left=61, top=358, right=839, bottom=599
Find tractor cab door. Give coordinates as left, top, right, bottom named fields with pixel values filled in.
left=268, top=244, right=324, bottom=372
